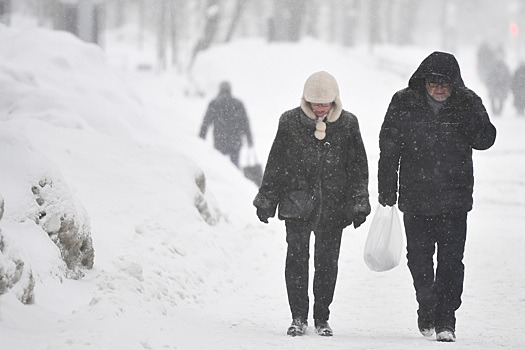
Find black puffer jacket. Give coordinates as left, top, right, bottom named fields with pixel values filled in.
left=253, top=107, right=370, bottom=230
left=378, top=51, right=497, bottom=215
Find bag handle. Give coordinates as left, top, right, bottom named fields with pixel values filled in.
left=244, top=146, right=259, bottom=166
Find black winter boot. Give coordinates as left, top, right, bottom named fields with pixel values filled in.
left=287, top=318, right=308, bottom=337
left=314, top=320, right=333, bottom=336
left=417, top=309, right=435, bottom=337
left=436, top=327, right=456, bottom=342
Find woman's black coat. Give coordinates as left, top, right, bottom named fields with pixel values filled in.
left=253, top=107, right=370, bottom=230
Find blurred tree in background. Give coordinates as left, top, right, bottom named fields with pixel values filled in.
left=2, top=0, right=525, bottom=74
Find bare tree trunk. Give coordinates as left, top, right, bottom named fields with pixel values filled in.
left=269, top=0, right=307, bottom=42
left=248, top=0, right=268, bottom=38
left=288, top=0, right=307, bottom=42
left=170, top=0, right=179, bottom=67
left=384, top=0, right=394, bottom=44
left=330, top=0, right=340, bottom=43
left=138, top=0, right=146, bottom=50
left=38, top=0, right=60, bottom=28
left=115, top=0, right=126, bottom=28
left=0, top=0, right=11, bottom=26
left=440, top=0, right=457, bottom=52
left=157, top=0, right=169, bottom=71
left=37, top=0, right=54, bottom=27
left=368, top=0, right=381, bottom=51
left=188, top=0, right=221, bottom=71
left=342, top=0, right=360, bottom=47
left=398, top=0, right=419, bottom=45
left=225, top=0, right=247, bottom=42
left=303, top=0, right=319, bottom=39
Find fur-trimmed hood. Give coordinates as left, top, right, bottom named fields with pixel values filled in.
left=300, top=71, right=343, bottom=123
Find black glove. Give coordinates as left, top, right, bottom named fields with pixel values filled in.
left=353, top=213, right=367, bottom=229
left=256, top=208, right=270, bottom=224
left=448, top=88, right=478, bottom=126
left=378, top=193, right=397, bottom=207
left=454, top=87, right=478, bottom=109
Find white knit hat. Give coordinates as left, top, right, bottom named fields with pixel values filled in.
left=303, top=71, right=339, bottom=103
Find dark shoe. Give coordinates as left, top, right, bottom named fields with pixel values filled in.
left=436, top=328, right=456, bottom=342
left=314, top=320, right=333, bottom=336
left=287, top=318, right=307, bottom=337
left=418, top=309, right=435, bottom=337
left=420, top=327, right=435, bottom=337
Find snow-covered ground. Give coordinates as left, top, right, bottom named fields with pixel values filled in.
left=0, top=24, right=524, bottom=350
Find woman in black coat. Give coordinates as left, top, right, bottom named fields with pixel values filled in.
left=254, top=71, right=370, bottom=337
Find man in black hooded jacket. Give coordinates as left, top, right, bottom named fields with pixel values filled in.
left=378, top=52, right=496, bottom=342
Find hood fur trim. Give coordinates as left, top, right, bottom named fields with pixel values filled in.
left=300, top=96, right=342, bottom=123
left=300, top=71, right=342, bottom=123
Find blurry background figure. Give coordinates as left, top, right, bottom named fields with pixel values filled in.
left=476, top=42, right=496, bottom=86
left=199, top=81, right=254, bottom=167
left=485, top=55, right=511, bottom=116
left=511, top=62, right=525, bottom=116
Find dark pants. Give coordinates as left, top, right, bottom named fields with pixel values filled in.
left=403, top=212, right=467, bottom=331
left=228, top=149, right=240, bottom=167
left=284, top=220, right=343, bottom=323
left=217, top=147, right=240, bottom=167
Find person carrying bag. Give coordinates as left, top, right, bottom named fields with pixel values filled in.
left=378, top=51, right=496, bottom=342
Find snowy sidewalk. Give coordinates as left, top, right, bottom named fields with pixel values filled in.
left=181, top=117, right=525, bottom=350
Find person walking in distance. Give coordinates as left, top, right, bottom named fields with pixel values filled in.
left=254, top=71, right=370, bottom=337
left=378, top=52, right=496, bottom=342
left=511, top=62, right=525, bottom=116
left=199, top=81, right=253, bottom=167
left=485, top=56, right=511, bottom=116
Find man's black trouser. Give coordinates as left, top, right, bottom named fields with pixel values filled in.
left=403, top=212, right=467, bottom=331
left=284, top=220, right=343, bottom=323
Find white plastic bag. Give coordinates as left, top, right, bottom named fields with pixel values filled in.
left=364, top=205, right=403, bottom=272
